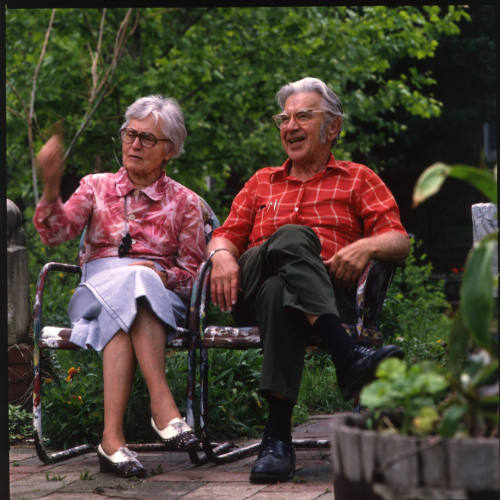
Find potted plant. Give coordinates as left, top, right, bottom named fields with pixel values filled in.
left=330, top=162, right=498, bottom=500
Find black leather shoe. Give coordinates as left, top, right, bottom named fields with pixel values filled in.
left=250, top=436, right=295, bottom=483
left=97, top=444, right=146, bottom=478
left=337, top=344, right=404, bottom=400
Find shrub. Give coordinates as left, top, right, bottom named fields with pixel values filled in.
left=381, top=238, right=452, bottom=364
left=295, top=351, right=353, bottom=426
left=9, top=404, right=32, bottom=444
left=41, top=346, right=266, bottom=447
left=193, top=349, right=266, bottom=439
left=26, top=212, right=80, bottom=328
left=42, top=350, right=104, bottom=448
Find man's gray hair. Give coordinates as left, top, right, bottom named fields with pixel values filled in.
left=122, top=95, right=187, bottom=158
left=276, top=77, right=343, bottom=145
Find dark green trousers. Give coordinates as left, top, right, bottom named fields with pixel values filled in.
left=232, top=224, right=341, bottom=403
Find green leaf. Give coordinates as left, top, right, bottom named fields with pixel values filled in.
left=448, top=309, right=468, bottom=377
left=413, top=406, right=439, bottom=435
left=439, top=403, right=466, bottom=437
left=374, top=357, right=406, bottom=380
left=412, top=162, right=450, bottom=207
left=413, top=163, right=497, bottom=207
left=447, top=166, right=497, bottom=204
left=412, top=372, right=448, bottom=395
left=460, top=232, right=496, bottom=351
left=360, top=379, right=397, bottom=409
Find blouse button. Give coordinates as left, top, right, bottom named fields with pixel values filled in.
left=129, top=214, right=136, bottom=220
left=294, top=207, right=299, bottom=212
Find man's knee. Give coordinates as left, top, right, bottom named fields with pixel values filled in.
left=255, top=275, right=284, bottom=311
left=267, top=224, right=321, bottom=255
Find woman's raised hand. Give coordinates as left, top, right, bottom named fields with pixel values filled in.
left=36, top=134, right=65, bottom=202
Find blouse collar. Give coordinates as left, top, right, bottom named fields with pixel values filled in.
left=114, top=166, right=169, bottom=201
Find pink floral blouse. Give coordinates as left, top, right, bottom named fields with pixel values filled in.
left=33, top=167, right=206, bottom=299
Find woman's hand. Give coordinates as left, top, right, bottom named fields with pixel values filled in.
left=128, top=261, right=168, bottom=287
left=36, top=134, right=65, bottom=203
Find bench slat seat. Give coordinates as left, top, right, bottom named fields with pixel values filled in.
left=201, top=324, right=382, bottom=349
left=39, top=326, right=193, bottom=350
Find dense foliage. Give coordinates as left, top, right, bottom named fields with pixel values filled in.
left=7, top=6, right=468, bottom=215
left=381, top=239, right=451, bottom=364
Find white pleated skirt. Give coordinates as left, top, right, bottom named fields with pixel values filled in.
left=68, top=257, right=187, bottom=351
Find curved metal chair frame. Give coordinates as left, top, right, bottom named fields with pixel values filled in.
left=187, top=254, right=397, bottom=464
left=32, top=197, right=217, bottom=465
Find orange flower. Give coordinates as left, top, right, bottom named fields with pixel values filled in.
left=65, top=366, right=81, bottom=382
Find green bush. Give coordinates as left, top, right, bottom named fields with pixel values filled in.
left=9, top=404, right=32, bottom=444
left=41, top=346, right=266, bottom=447
left=42, top=350, right=104, bottom=448
left=381, top=239, right=451, bottom=364
left=295, top=351, right=353, bottom=426
left=26, top=212, right=81, bottom=329
left=194, top=349, right=266, bottom=439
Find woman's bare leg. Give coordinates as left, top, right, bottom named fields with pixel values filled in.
left=101, top=330, right=136, bottom=454
left=131, top=299, right=181, bottom=429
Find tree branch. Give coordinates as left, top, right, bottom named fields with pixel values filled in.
left=29, top=8, right=56, bottom=205
left=89, top=9, right=106, bottom=102
left=63, top=8, right=140, bottom=163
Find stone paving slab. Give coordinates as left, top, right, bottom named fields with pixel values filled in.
left=177, top=482, right=266, bottom=499
left=9, top=415, right=335, bottom=499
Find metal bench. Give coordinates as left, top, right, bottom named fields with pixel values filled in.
left=32, top=197, right=397, bottom=466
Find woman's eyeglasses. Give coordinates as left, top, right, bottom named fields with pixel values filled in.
left=119, top=128, right=170, bottom=149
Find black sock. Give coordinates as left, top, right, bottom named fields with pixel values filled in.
left=314, top=314, right=356, bottom=371
left=264, top=395, right=294, bottom=444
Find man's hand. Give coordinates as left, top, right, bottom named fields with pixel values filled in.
left=128, top=261, right=168, bottom=288
left=209, top=249, right=240, bottom=312
left=325, top=232, right=410, bottom=289
left=325, top=239, right=371, bottom=289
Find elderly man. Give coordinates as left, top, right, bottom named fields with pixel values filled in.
left=208, top=77, right=410, bottom=483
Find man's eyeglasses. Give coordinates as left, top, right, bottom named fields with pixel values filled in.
left=272, top=109, right=327, bottom=129
left=120, top=128, right=170, bottom=148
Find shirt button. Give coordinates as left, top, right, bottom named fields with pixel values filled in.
left=129, top=214, right=136, bottom=220
left=132, top=239, right=137, bottom=244
left=294, top=207, right=299, bottom=212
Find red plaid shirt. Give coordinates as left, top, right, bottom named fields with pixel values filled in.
left=213, top=154, right=407, bottom=260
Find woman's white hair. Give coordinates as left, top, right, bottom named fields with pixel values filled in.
left=121, top=95, right=187, bottom=158
left=276, top=77, right=343, bottom=145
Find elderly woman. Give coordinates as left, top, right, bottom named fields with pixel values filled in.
left=33, top=95, right=206, bottom=478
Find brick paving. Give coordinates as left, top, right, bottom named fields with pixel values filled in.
left=9, top=415, right=335, bottom=500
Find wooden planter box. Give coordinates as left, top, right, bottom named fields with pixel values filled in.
left=330, top=413, right=499, bottom=500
